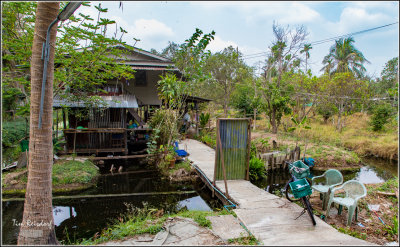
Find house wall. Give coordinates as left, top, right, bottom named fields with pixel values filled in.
left=107, top=70, right=163, bottom=106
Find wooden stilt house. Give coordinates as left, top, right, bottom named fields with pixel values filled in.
left=53, top=46, right=210, bottom=156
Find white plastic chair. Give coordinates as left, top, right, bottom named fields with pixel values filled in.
left=311, top=169, right=343, bottom=210
left=326, top=180, right=367, bottom=226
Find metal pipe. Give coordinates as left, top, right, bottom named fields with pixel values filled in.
left=38, top=18, right=59, bottom=129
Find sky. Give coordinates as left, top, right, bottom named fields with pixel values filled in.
left=77, top=1, right=399, bottom=78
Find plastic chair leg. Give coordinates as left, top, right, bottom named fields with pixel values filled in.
left=326, top=198, right=333, bottom=217
left=322, top=192, right=328, bottom=211
left=338, top=204, right=342, bottom=215
left=347, top=205, right=356, bottom=226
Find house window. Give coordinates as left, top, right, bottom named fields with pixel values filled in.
left=134, top=70, right=147, bottom=86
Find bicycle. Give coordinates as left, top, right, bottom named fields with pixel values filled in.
left=284, top=160, right=316, bottom=226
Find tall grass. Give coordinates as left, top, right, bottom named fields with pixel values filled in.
left=275, top=113, right=398, bottom=160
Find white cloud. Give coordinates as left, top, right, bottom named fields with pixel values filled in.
left=107, top=17, right=174, bottom=50
left=207, top=36, right=238, bottom=53
left=131, top=19, right=174, bottom=40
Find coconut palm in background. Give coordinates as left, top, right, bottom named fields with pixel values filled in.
left=300, top=43, right=312, bottom=73
left=321, top=37, right=369, bottom=78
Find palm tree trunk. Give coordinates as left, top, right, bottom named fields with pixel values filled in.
left=18, top=2, right=59, bottom=245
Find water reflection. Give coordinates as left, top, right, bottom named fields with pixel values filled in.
left=53, top=206, right=77, bottom=227
left=2, top=169, right=222, bottom=245
left=177, top=196, right=212, bottom=211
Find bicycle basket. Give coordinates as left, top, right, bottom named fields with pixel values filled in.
left=289, top=160, right=310, bottom=179
left=289, top=178, right=312, bottom=199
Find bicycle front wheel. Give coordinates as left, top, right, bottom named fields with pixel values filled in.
left=285, top=178, right=301, bottom=202
left=302, top=197, right=316, bottom=226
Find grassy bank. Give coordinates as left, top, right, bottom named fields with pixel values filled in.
left=78, top=205, right=229, bottom=245
left=256, top=112, right=398, bottom=161
left=2, top=159, right=99, bottom=196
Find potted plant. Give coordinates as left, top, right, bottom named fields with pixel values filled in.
left=165, top=152, right=176, bottom=168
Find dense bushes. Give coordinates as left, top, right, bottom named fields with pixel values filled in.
left=148, top=108, right=179, bottom=147
left=2, top=119, right=29, bottom=147
left=370, top=103, right=394, bottom=131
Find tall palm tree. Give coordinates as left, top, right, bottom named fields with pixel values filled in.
left=321, top=37, right=369, bottom=78
left=300, top=43, right=312, bottom=72
left=18, top=2, right=59, bottom=245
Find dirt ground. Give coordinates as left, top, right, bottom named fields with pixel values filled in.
left=309, top=185, right=399, bottom=245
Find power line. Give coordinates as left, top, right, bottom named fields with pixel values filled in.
left=241, top=22, right=399, bottom=60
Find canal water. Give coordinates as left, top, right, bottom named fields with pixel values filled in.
left=2, top=161, right=223, bottom=245
left=253, top=157, right=398, bottom=195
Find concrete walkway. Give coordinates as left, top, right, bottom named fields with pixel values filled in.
left=181, top=139, right=375, bottom=246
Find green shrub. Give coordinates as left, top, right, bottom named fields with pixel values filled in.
left=370, top=103, right=393, bottom=131
left=249, top=157, right=266, bottom=181
left=2, top=119, right=29, bottom=147
left=199, top=112, right=210, bottom=129
left=148, top=108, right=179, bottom=146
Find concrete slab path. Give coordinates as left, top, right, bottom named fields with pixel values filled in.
left=181, top=139, right=376, bottom=246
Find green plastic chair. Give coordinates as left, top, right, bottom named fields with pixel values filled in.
left=311, top=169, right=343, bottom=210
left=326, top=180, right=367, bottom=226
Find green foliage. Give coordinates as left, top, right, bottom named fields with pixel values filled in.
left=199, top=112, right=210, bottom=129
left=2, top=1, right=136, bottom=113
left=228, top=235, right=259, bottom=245
left=230, top=80, right=261, bottom=117
left=173, top=28, right=215, bottom=82
left=148, top=108, right=179, bottom=147
left=316, top=102, right=338, bottom=123
left=198, top=131, right=216, bottom=149
left=370, top=103, right=394, bottom=131
left=377, top=57, right=399, bottom=97
left=321, top=37, right=369, bottom=78
left=53, top=136, right=66, bottom=154
left=157, top=73, right=187, bottom=109
left=318, top=72, right=369, bottom=131
left=78, top=204, right=227, bottom=245
left=52, top=160, right=99, bottom=186
left=374, top=177, right=398, bottom=193
left=249, top=157, right=266, bottom=181
left=334, top=226, right=367, bottom=240
left=204, top=46, right=252, bottom=115
left=258, top=23, right=308, bottom=133
left=2, top=119, right=29, bottom=147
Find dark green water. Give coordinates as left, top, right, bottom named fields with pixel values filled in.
left=2, top=162, right=222, bottom=245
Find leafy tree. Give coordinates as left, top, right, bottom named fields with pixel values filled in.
left=321, top=37, right=369, bottom=78
left=259, top=22, right=308, bottom=134
left=2, top=1, right=36, bottom=119
left=231, top=76, right=261, bottom=118
left=205, top=46, right=251, bottom=116
left=316, top=101, right=338, bottom=124
left=173, top=28, right=215, bottom=82
left=2, top=1, right=136, bottom=113
left=150, top=41, right=179, bottom=60
left=318, top=72, right=369, bottom=131
left=375, top=57, right=398, bottom=108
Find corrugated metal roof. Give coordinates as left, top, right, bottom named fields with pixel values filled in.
left=53, top=94, right=138, bottom=108
left=130, top=66, right=178, bottom=71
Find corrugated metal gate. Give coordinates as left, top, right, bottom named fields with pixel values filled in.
left=214, top=118, right=251, bottom=182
